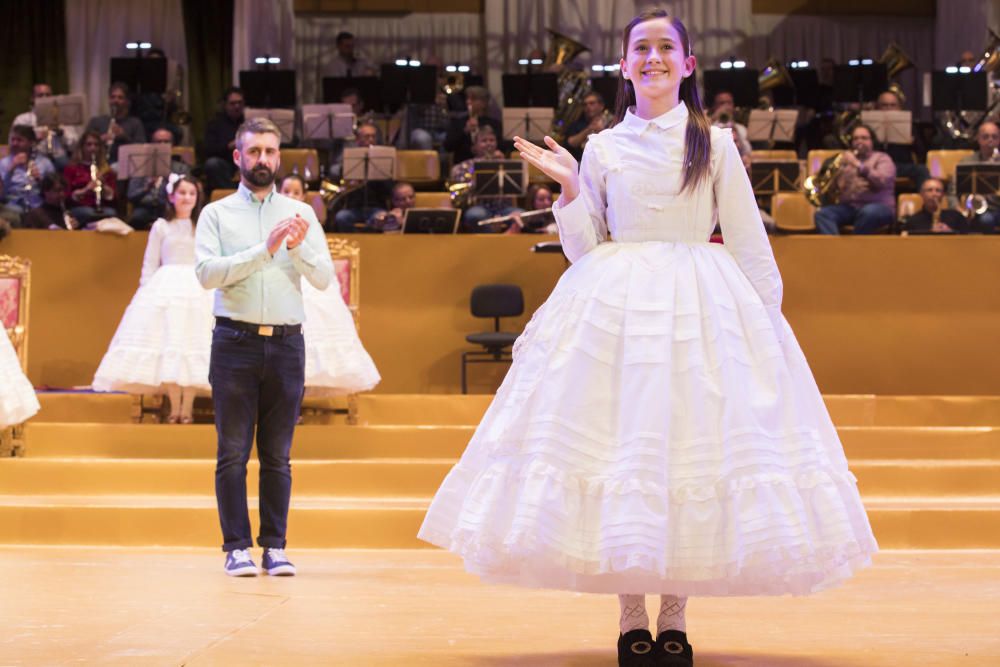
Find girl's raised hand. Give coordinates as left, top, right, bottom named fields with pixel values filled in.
left=513, top=135, right=579, bottom=191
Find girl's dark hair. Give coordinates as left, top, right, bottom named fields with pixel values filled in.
left=73, top=130, right=109, bottom=169
left=280, top=173, right=307, bottom=194
left=613, top=10, right=712, bottom=193
left=165, top=175, right=204, bottom=228
left=524, top=183, right=553, bottom=210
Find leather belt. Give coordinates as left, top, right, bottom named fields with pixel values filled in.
left=215, top=317, right=302, bottom=338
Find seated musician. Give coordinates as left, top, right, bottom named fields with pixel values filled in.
left=444, top=86, right=502, bottom=163
left=875, top=89, right=930, bottom=189
left=448, top=126, right=522, bottom=233
left=709, top=90, right=751, bottom=166
left=901, top=178, right=968, bottom=234
left=954, top=121, right=1000, bottom=233
left=330, top=121, right=392, bottom=233
left=564, top=92, right=611, bottom=160
left=814, top=124, right=896, bottom=234
left=504, top=184, right=556, bottom=235
left=368, top=181, right=416, bottom=233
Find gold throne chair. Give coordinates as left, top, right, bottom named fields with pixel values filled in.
left=1, top=254, right=32, bottom=456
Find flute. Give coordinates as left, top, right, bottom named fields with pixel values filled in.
left=477, top=207, right=553, bottom=226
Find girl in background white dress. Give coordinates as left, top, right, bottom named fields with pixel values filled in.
left=279, top=175, right=380, bottom=396
left=419, top=11, right=877, bottom=667
left=93, top=175, right=213, bottom=423
left=0, top=327, right=39, bottom=428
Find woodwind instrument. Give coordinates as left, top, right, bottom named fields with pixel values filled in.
left=90, top=155, right=103, bottom=204
left=477, top=207, right=553, bottom=227
left=23, top=149, right=37, bottom=193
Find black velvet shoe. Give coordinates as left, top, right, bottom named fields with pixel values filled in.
left=618, top=628, right=657, bottom=667
left=654, top=630, right=694, bottom=666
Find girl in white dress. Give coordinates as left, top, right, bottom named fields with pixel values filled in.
left=279, top=175, right=380, bottom=396
left=92, top=175, right=213, bottom=423
left=418, top=11, right=877, bottom=666
left=0, top=327, right=39, bottom=428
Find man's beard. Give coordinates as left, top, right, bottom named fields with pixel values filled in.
left=242, top=163, right=275, bottom=187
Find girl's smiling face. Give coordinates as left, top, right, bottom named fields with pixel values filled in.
left=280, top=178, right=306, bottom=202
left=620, top=18, right=695, bottom=105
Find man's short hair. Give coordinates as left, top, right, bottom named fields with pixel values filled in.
left=392, top=181, right=414, bottom=195
left=978, top=121, right=1000, bottom=136
left=235, top=117, right=281, bottom=150
left=335, top=31, right=354, bottom=44
left=223, top=86, right=244, bottom=101
left=920, top=177, right=944, bottom=191
left=852, top=123, right=876, bottom=142
left=109, top=81, right=130, bottom=96
left=583, top=90, right=604, bottom=105
left=10, top=125, right=35, bottom=143
left=712, top=89, right=734, bottom=105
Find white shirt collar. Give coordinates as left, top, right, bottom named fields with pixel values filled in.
left=621, top=102, right=689, bottom=134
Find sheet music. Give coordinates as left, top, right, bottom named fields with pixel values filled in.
left=747, top=110, right=799, bottom=143
left=503, top=108, right=555, bottom=141
left=245, top=108, right=296, bottom=143
left=860, top=110, right=912, bottom=145
left=34, top=94, right=87, bottom=127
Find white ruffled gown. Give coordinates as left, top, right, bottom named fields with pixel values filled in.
left=93, top=218, right=214, bottom=393
left=0, top=329, right=39, bottom=428
left=93, top=217, right=379, bottom=396
left=419, top=104, right=878, bottom=596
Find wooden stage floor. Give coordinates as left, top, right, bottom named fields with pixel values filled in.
left=2, top=548, right=998, bottom=666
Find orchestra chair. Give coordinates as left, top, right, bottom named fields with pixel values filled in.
left=772, top=192, right=816, bottom=233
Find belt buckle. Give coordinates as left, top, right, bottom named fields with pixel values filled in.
left=258, top=325, right=274, bottom=336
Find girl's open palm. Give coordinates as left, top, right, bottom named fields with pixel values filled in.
left=513, top=135, right=579, bottom=190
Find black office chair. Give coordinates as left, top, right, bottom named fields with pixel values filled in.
left=461, top=284, right=524, bottom=393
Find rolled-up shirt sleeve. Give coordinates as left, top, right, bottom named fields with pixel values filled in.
left=551, top=138, right=608, bottom=263
left=287, top=208, right=333, bottom=290
left=194, top=205, right=272, bottom=289
left=712, top=127, right=784, bottom=340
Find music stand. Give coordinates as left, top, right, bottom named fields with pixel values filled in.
left=239, top=70, right=297, bottom=108
left=344, top=146, right=396, bottom=210
left=860, top=110, right=913, bottom=145
left=34, top=94, right=86, bottom=128
left=323, top=76, right=382, bottom=112
left=503, top=108, right=554, bottom=141
left=750, top=161, right=801, bottom=194
left=302, top=104, right=355, bottom=142
left=931, top=71, right=988, bottom=112
left=772, top=68, right=819, bottom=108
left=245, top=108, right=296, bottom=144
left=747, top=109, right=799, bottom=145
left=833, top=64, right=888, bottom=104
left=379, top=64, right=439, bottom=109
left=110, top=57, right=168, bottom=95
left=955, top=164, right=1000, bottom=197
left=703, top=69, right=759, bottom=108
left=116, top=143, right=172, bottom=180
left=473, top=160, right=526, bottom=199
left=402, top=208, right=460, bottom=234
left=502, top=73, right=559, bottom=108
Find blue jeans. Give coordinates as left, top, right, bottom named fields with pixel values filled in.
left=976, top=210, right=999, bottom=234
left=69, top=205, right=117, bottom=225
left=814, top=203, right=893, bottom=235
left=333, top=207, right=386, bottom=233
left=209, top=321, right=305, bottom=552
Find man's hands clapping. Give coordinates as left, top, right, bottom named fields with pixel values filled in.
left=267, top=214, right=311, bottom=256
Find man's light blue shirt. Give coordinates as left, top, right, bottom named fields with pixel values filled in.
left=195, top=182, right=333, bottom=325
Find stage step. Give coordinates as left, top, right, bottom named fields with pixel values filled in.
left=20, top=422, right=1000, bottom=460
left=3, top=457, right=999, bottom=499
left=1, top=494, right=998, bottom=550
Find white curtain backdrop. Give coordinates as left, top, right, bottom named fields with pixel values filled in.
left=233, top=0, right=296, bottom=82
left=294, top=13, right=481, bottom=105
left=65, top=0, right=188, bottom=121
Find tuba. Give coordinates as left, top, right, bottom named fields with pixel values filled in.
left=803, top=151, right=852, bottom=207
left=941, top=29, right=1000, bottom=141
left=757, top=58, right=794, bottom=108
left=545, top=29, right=593, bottom=142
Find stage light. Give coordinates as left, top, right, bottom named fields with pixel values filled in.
left=959, top=66, right=972, bottom=73
left=945, top=66, right=959, bottom=74
left=721, top=61, right=732, bottom=70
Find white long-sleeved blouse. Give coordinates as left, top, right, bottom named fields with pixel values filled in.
left=551, top=102, right=783, bottom=325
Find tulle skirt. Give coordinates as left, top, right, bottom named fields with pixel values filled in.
left=0, top=330, right=39, bottom=428
left=302, top=280, right=380, bottom=396
left=419, top=241, right=878, bottom=596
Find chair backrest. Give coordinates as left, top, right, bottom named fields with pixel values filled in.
left=926, top=149, right=974, bottom=181
left=210, top=188, right=237, bottom=202
left=751, top=149, right=797, bottom=161
left=276, top=148, right=320, bottom=180
left=806, top=149, right=841, bottom=176
left=0, top=254, right=31, bottom=370
left=772, top=192, right=816, bottom=232
left=305, top=191, right=327, bottom=224
left=328, top=237, right=361, bottom=329
left=171, top=146, right=195, bottom=167
left=396, top=150, right=441, bottom=182
left=413, top=191, right=452, bottom=208
left=470, top=284, right=524, bottom=320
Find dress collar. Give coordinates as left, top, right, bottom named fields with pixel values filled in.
left=621, top=102, right=689, bottom=134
